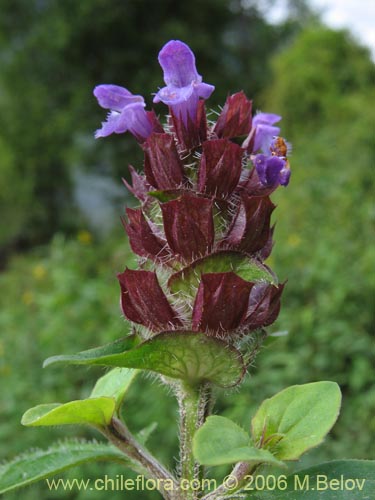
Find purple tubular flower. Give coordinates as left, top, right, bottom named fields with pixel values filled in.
left=254, top=154, right=291, bottom=187
left=153, top=40, right=215, bottom=125
left=94, top=84, right=153, bottom=141
left=252, top=112, right=281, bottom=153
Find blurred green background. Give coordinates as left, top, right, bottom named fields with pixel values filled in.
left=0, top=0, right=374, bottom=498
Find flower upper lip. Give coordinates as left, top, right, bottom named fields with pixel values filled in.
left=94, top=84, right=145, bottom=111
left=93, top=84, right=153, bottom=141
left=153, top=40, right=214, bottom=107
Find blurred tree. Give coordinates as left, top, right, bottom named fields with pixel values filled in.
left=0, top=0, right=308, bottom=256
left=251, top=25, right=375, bottom=460
left=264, top=25, right=374, bottom=132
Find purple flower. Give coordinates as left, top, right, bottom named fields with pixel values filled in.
left=253, top=112, right=281, bottom=153
left=94, top=84, right=153, bottom=141
left=153, top=40, right=215, bottom=125
left=254, top=154, right=291, bottom=187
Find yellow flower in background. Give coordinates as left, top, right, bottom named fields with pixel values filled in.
left=22, top=291, right=34, bottom=305
left=77, top=230, right=93, bottom=245
left=32, top=264, right=46, bottom=280
left=287, top=234, right=301, bottom=248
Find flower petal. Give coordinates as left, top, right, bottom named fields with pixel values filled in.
left=93, top=85, right=141, bottom=111
left=253, top=124, right=280, bottom=153
left=279, top=164, right=291, bottom=186
left=237, top=167, right=279, bottom=197
left=161, top=193, right=214, bottom=261
left=154, top=40, right=214, bottom=127
left=195, top=82, right=215, bottom=100
left=154, top=84, right=195, bottom=105
left=95, top=111, right=124, bottom=138
left=118, top=269, right=182, bottom=330
left=192, top=272, right=254, bottom=334
left=252, top=113, right=282, bottom=153
left=255, top=155, right=284, bottom=187
left=253, top=113, right=281, bottom=127
left=254, top=155, right=290, bottom=188
left=158, top=40, right=200, bottom=88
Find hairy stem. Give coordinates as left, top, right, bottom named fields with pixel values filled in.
left=178, top=382, right=211, bottom=499
left=102, top=417, right=179, bottom=500
left=202, top=462, right=256, bottom=500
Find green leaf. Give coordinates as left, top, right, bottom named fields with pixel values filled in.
left=90, top=367, right=138, bottom=410
left=168, top=251, right=276, bottom=296
left=248, top=460, right=375, bottom=500
left=0, top=440, right=130, bottom=495
left=136, top=422, right=158, bottom=445
left=21, top=398, right=115, bottom=428
left=193, top=416, right=283, bottom=467
left=44, top=332, right=245, bottom=388
left=251, top=382, right=342, bottom=460
left=44, top=336, right=137, bottom=367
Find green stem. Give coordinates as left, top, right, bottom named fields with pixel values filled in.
left=202, top=462, right=257, bottom=500
left=178, top=382, right=211, bottom=499
left=102, top=417, right=179, bottom=500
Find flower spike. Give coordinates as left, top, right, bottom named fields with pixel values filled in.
left=93, top=40, right=292, bottom=372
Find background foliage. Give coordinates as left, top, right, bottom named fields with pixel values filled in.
left=0, top=0, right=373, bottom=498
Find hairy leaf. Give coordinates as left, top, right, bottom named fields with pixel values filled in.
left=251, top=382, right=342, bottom=460
left=248, top=460, right=375, bottom=500
left=193, top=416, right=283, bottom=467
left=44, top=332, right=245, bottom=387
left=0, top=440, right=130, bottom=495
left=90, top=367, right=138, bottom=410
left=21, top=398, right=116, bottom=428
